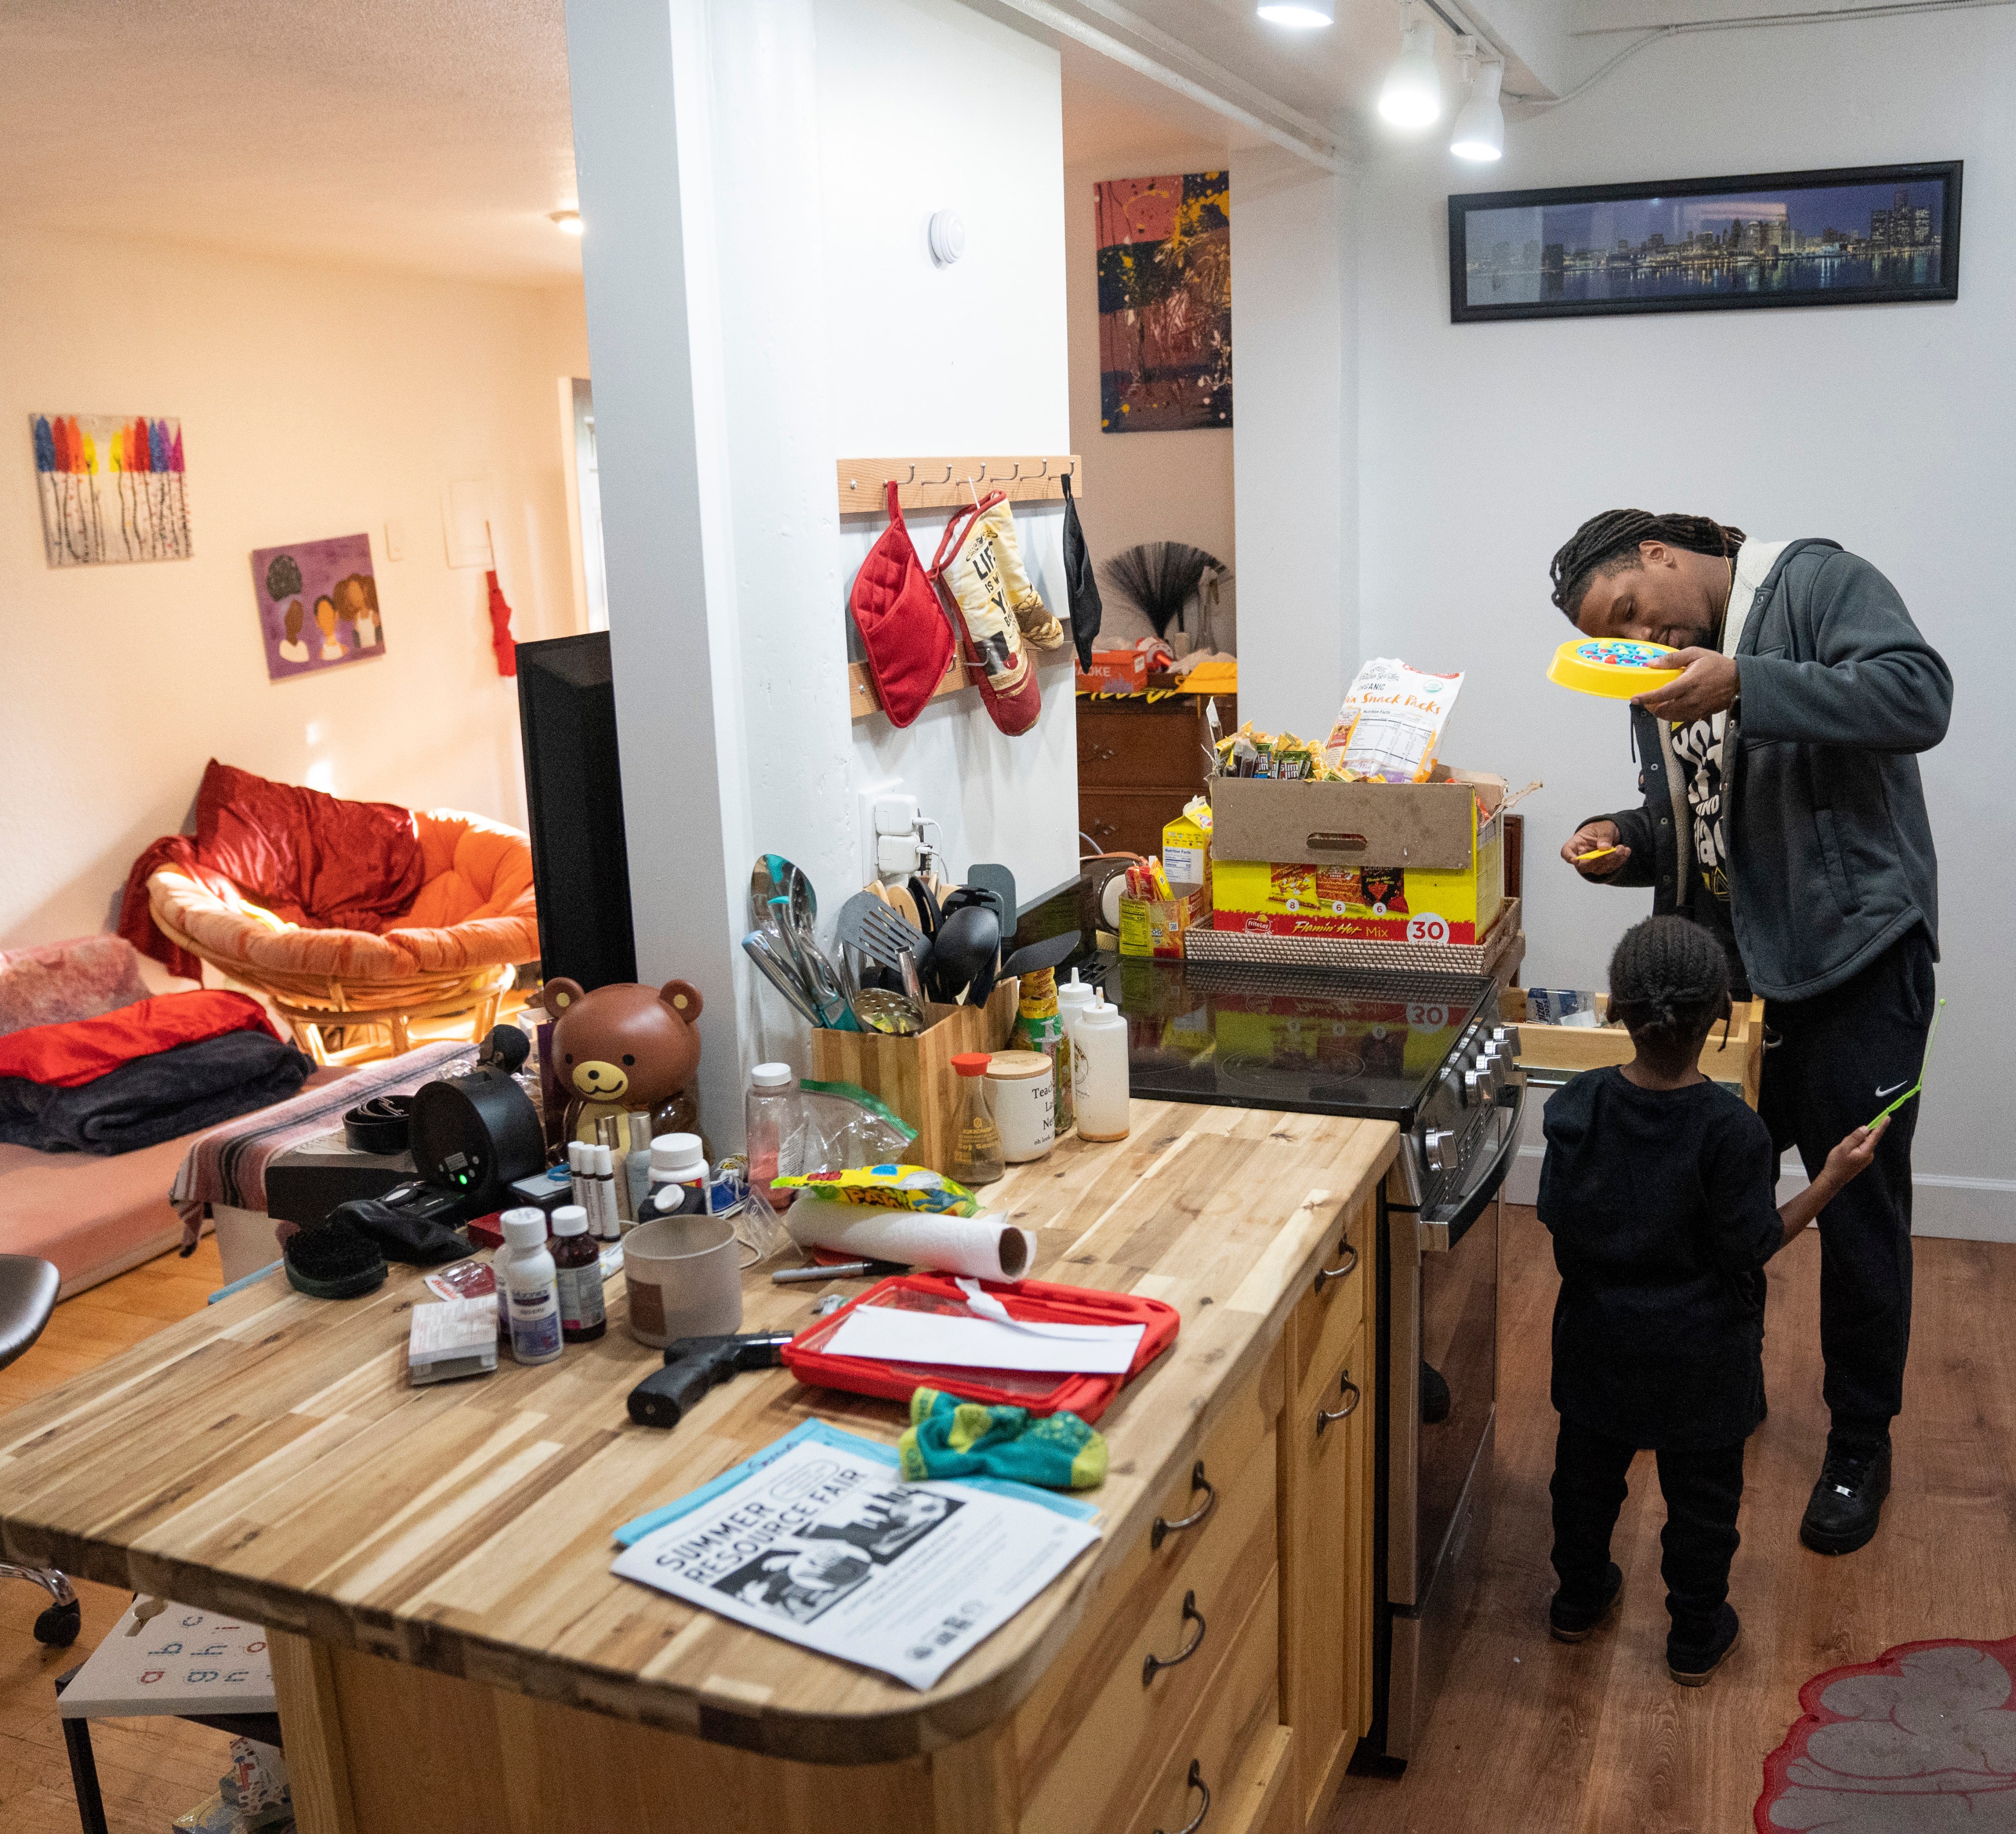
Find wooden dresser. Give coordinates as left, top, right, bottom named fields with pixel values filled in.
left=1, top=1102, right=1391, bottom=1834
left=1078, top=694, right=1233, bottom=859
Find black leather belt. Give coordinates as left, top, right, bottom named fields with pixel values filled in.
left=344, top=1094, right=414, bottom=1155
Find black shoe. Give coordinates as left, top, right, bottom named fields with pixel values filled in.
left=1549, top=1563, right=1623, bottom=1643
left=1800, top=1443, right=1893, bottom=1556
left=1667, top=1604, right=1740, bottom=1686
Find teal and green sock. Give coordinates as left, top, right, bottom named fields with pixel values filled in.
left=897, top=1387, right=1108, bottom=1490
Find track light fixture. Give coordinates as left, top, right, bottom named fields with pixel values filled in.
left=1451, top=40, right=1505, bottom=161
left=1378, top=2, right=1442, bottom=130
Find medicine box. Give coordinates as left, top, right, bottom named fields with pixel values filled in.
left=1208, top=767, right=1506, bottom=945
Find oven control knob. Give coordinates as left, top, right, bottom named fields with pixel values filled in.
left=1464, top=1069, right=1488, bottom=1105
left=1424, top=1126, right=1455, bottom=1174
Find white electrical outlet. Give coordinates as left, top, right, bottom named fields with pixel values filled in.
left=856, top=779, right=906, bottom=887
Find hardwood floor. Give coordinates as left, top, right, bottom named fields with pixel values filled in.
left=1325, top=1203, right=2016, bottom=1834
left=9, top=1211, right=2014, bottom=1832
left=1, top=1237, right=235, bottom=1833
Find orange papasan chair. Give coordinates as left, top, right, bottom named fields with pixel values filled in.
left=119, top=761, right=538, bottom=1064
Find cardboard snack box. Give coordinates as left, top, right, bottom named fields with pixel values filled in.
left=1209, top=767, right=1506, bottom=944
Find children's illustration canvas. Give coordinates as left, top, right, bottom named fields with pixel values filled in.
left=251, top=533, right=384, bottom=680
left=32, top=413, right=192, bottom=567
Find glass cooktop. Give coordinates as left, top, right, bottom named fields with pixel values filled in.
left=1090, top=954, right=1497, bottom=1127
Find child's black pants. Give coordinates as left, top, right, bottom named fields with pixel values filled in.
left=1549, top=1416, right=1745, bottom=1647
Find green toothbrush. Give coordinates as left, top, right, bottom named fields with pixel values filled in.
left=1868, top=996, right=1945, bottom=1130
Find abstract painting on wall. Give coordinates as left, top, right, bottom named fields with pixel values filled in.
left=33, top=414, right=192, bottom=566
left=1095, top=172, right=1232, bottom=433
left=250, top=533, right=384, bottom=682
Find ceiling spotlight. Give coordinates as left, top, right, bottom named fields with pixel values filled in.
left=550, top=209, right=583, bottom=236
left=1257, top=0, right=1335, bottom=23
left=1378, top=3, right=1442, bottom=130
left=1451, top=51, right=1505, bottom=161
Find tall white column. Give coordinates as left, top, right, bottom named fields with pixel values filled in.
left=564, top=0, right=753, bottom=1146
left=1232, top=147, right=1358, bottom=740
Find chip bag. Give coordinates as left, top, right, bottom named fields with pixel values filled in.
left=772, top=1163, right=983, bottom=1215
left=1323, top=659, right=1464, bottom=783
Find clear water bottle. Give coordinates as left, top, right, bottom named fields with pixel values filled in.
left=746, top=1062, right=800, bottom=1208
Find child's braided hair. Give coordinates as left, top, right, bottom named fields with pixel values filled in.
left=1608, top=915, right=1730, bottom=1053
left=1549, top=510, right=1746, bottom=621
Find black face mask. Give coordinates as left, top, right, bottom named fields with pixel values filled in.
left=1060, top=473, right=1103, bottom=671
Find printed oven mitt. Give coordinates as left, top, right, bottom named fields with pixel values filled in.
left=930, top=491, right=1043, bottom=736
left=848, top=479, right=956, bottom=727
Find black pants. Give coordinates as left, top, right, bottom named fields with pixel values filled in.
left=1758, top=927, right=1935, bottom=1451
left=1550, top=1416, right=1746, bottom=1647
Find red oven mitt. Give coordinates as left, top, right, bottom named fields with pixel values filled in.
left=848, top=480, right=955, bottom=727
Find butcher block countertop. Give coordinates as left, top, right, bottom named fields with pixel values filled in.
left=0, top=1099, right=1395, bottom=1765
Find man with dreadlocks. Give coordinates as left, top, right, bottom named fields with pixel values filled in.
left=1548, top=511, right=1950, bottom=1558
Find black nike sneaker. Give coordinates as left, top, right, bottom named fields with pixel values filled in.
left=1800, top=1443, right=1893, bottom=1555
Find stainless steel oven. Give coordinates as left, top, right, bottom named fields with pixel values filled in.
left=1374, top=1073, right=1522, bottom=1763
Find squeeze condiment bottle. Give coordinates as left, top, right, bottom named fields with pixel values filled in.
left=549, top=1204, right=606, bottom=1343
left=947, top=1051, right=1005, bottom=1185
left=1056, top=970, right=1099, bottom=1135
left=1070, top=999, right=1131, bottom=1142
left=500, top=1209, right=562, bottom=1365
left=646, top=1133, right=711, bottom=1219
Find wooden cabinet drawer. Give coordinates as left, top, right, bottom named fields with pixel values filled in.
left=1123, top=1568, right=1283, bottom=1834
left=1081, top=788, right=1195, bottom=861
left=1015, top=1356, right=1281, bottom=1834
left=1284, top=1190, right=1374, bottom=1418
left=1078, top=702, right=1212, bottom=789
left=1278, top=1315, right=1370, bottom=1826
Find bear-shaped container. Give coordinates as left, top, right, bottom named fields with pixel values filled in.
left=531, top=977, right=705, bottom=1146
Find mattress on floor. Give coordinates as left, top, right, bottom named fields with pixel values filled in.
left=0, top=1132, right=204, bottom=1298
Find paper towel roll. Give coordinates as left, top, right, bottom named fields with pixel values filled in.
left=787, top=1200, right=1034, bottom=1282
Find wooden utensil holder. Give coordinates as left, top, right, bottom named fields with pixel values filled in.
left=807, top=980, right=1021, bottom=1173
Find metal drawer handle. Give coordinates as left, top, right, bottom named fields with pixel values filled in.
left=1155, top=1760, right=1211, bottom=1834
left=1316, top=1369, right=1361, bottom=1436
left=1312, top=1237, right=1358, bottom=1293
left=1142, top=1590, right=1208, bottom=1685
left=1151, top=1462, right=1216, bottom=1551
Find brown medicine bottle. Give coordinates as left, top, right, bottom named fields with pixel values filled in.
left=550, top=1203, right=607, bottom=1342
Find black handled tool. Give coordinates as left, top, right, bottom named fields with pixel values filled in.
left=626, top=1331, right=796, bottom=1429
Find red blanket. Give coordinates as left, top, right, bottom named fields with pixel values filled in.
left=118, top=760, right=425, bottom=977
left=0, top=990, right=279, bottom=1089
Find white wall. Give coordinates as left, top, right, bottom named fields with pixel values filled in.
left=1064, top=142, right=1237, bottom=648
left=1355, top=13, right=2014, bottom=1236
left=823, top=0, right=1079, bottom=913
left=0, top=227, right=589, bottom=947
left=1235, top=147, right=1357, bottom=742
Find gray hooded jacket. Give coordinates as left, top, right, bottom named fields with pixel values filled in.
left=1589, top=539, right=1950, bottom=1003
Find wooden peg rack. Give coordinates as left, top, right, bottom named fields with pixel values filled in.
left=837, top=455, right=1084, bottom=515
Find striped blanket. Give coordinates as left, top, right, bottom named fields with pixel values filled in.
left=172, top=1041, right=472, bottom=1246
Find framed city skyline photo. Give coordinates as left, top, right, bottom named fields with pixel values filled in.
left=1450, top=162, right=1961, bottom=323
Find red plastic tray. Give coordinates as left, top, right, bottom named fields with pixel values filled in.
left=781, top=1273, right=1179, bottom=1423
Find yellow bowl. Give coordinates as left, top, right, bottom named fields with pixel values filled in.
left=1548, top=636, right=1683, bottom=699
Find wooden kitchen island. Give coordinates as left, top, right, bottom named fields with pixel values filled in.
left=1, top=1100, right=1394, bottom=1834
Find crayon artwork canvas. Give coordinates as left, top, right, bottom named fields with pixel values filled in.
left=32, top=413, right=192, bottom=567
left=251, top=533, right=385, bottom=681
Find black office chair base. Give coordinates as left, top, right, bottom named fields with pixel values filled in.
left=34, top=1597, right=82, bottom=1646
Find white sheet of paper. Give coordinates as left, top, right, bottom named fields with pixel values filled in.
left=823, top=1305, right=1144, bottom=1374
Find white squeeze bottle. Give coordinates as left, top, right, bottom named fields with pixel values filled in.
left=1072, top=998, right=1131, bottom=1142
left=1054, top=969, right=1099, bottom=1136
left=501, top=1209, right=563, bottom=1365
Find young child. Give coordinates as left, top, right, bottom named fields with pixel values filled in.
left=1539, top=915, right=1884, bottom=1685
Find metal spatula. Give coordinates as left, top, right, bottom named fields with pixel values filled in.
left=837, top=891, right=931, bottom=997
